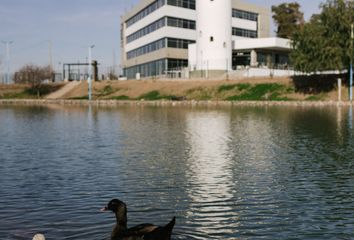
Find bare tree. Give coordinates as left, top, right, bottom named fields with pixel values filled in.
left=14, top=64, right=54, bottom=97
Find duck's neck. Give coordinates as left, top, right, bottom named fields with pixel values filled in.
left=112, top=211, right=127, bottom=239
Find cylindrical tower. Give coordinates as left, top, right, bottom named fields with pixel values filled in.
left=196, top=0, right=232, bottom=72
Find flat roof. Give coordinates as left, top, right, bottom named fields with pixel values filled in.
left=233, top=37, right=292, bottom=51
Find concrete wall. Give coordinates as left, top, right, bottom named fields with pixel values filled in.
left=232, top=0, right=270, bottom=38
left=196, top=0, right=232, bottom=71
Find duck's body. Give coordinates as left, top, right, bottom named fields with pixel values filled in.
left=101, top=199, right=175, bottom=240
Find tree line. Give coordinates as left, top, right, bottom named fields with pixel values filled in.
left=272, top=0, right=354, bottom=73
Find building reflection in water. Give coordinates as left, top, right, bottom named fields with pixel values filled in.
left=349, top=106, right=353, bottom=130
left=184, top=111, right=235, bottom=234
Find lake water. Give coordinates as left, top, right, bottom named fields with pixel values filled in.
left=0, top=104, right=353, bottom=240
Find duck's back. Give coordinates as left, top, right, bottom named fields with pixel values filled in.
left=143, top=217, right=175, bottom=240
left=113, top=223, right=158, bottom=240
left=113, top=218, right=175, bottom=240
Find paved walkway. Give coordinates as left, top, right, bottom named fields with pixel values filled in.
left=45, top=81, right=81, bottom=99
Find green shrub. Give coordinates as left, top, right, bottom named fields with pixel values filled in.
left=138, top=90, right=163, bottom=100
left=102, top=85, right=114, bottom=95
left=217, top=84, right=237, bottom=92
left=69, top=96, right=89, bottom=100
left=305, top=93, right=327, bottom=101
left=227, top=83, right=286, bottom=101
left=236, top=83, right=251, bottom=91
left=0, top=91, right=33, bottom=99
left=138, top=90, right=177, bottom=100
left=111, top=95, right=130, bottom=100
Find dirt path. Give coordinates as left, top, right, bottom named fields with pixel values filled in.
left=45, top=81, right=81, bottom=99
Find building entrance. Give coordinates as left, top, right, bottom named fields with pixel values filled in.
left=232, top=52, right=251, bottom=69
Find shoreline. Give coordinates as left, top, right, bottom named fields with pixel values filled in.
left=0, top=99, right=353, bottom=107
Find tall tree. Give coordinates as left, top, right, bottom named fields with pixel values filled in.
left=291, top=0, right=354, bottom=72
left=272, top=2, right=304, bottom=39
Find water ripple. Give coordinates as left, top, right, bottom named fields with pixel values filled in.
left=0, top=105, right=353, bottom=239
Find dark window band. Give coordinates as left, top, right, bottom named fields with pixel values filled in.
left=232, top=27, right=257, bottom=38
left=126, top=0, right=165, bottom=28
left=232, top=9, right=258, bottom=21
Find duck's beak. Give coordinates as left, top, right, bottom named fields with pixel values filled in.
left=100, top=206, right=108, bottom=212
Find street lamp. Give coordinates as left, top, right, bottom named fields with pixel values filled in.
left=88, top=45, right=95, bottom=101
left=1, top=41, right=13, bottom=84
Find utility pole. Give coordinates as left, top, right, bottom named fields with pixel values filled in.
left=88, top=45, right=95, bottom=101
left=2, top=41, right=13, bottom=84
left=48, top=40, right=53, bottom=71
left=350, top=23, right=353, bottom=101
left=112, top=49, right=117, bottom=78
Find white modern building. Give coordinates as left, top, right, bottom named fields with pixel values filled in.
left=120, top=0, right=291, bottom=79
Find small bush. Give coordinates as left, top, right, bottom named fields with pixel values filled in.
left=111, top=95, right=130, bottom=100
left=305, top=93, right=327, bottom=101
left=69, top=96, right=89, bottom=100
left=236, top=83, right=251, bottom=91
left=185, top=87, right=212, bottom=100
left=217, top=84, right=237, bottom=92
left=227, top=83, right=286, bottom=101
left=102, top=85, right=114, bottom=95
left=138, top=90, right=163, bottom=100
left=0, top=91, right=33, bottom=99
left=138, top=91, right=185, bottom=101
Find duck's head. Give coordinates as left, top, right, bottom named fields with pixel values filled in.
left=101, top=199, right=127, bottom=214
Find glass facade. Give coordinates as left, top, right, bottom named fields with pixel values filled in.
left=125, top=0, right=196, bottom=28
left=127, top=38, right=166, bottom=60
left=127, top=17, right=195, bottom=44
left=127, top=17, right=165, bottom=43
left=124, top=59, right=166, bottom=79
left=167, top=17, right=196, bottom=30
left=167, top=0, right=195, bottom=10
left=167, top=38, right=195, bottom=48
left=127, top=38, right=195, bottom=60
left=257, top=52, right=290, bottom=68
left=232, top=9, right=258, bottom=21
left=124, top=58, right=188, bottom=79
left=126, top=0, right=165, bottom=28
left=168, top=59, right=188, bottom=70
left=232, top=27, right=258, bottom=38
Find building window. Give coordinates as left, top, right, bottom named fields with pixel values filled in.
left=127, top=38, right=195, bottom=60
left=123, top=58, right=188, bottom=79
left=167, top=0, right=196, bottom=10
left=127, top=38, right=166, bottom=60
left=210, top=36, right=214, bottom=42
left=167, top=38, right=195, bottom=48
left=232, top=27, right=258, bottom=38
left=127, top=17, right=166, bottom=43
left=167, top=59, right=188, bottom=70
left=167, top=17, right=196, bottom=30
left=232, top=9, right=258, bottom=21
left=124, top=59, right=167, bottom=79
left=126, top=0, right=165, bottom=28
left=127, top=16, right=196, bottom=44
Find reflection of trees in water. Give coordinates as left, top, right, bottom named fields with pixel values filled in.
left=227, top=106, right=354, bottom=237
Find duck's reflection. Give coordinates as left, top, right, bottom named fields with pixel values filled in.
left=184, top=111, right=234, bottom=233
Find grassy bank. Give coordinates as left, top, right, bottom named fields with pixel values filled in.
left=0, top=77, right=348, bottom=102
left=0, top=83, right=64, bottom=99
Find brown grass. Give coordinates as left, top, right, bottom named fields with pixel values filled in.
left=0, top=76, right=349, bottom=101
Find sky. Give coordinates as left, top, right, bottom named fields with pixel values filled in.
left=0, top=0, right=323, bottom=74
